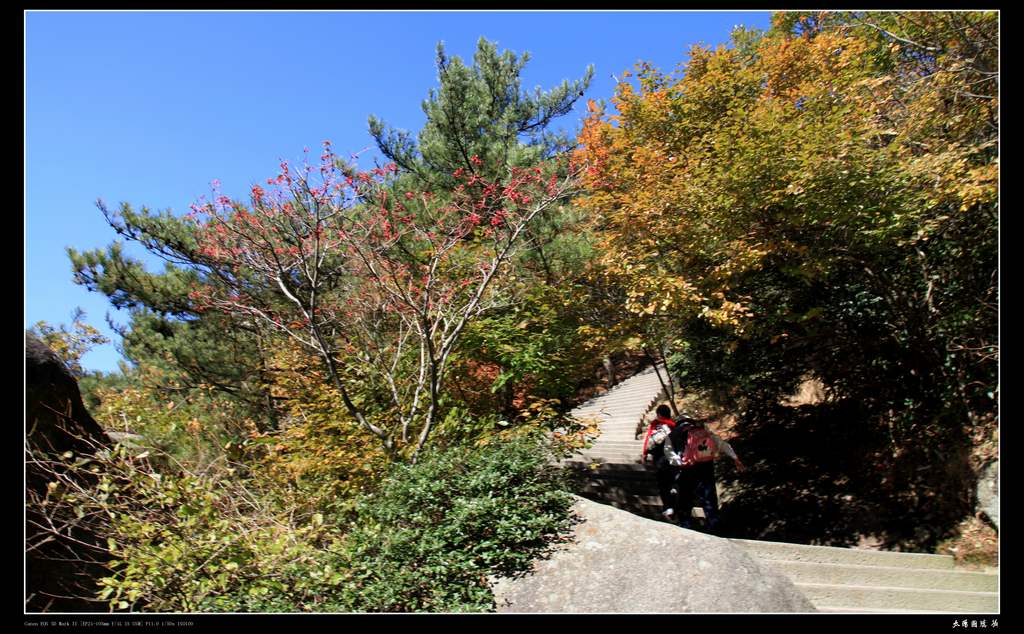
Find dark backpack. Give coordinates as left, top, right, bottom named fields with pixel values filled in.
left=666, top=423, right=690, bottom=457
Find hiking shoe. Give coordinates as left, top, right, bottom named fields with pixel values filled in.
left=661, top=508, right=675, bottom=520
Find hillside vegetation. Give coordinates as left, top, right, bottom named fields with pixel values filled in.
left=28, top=11, right=997, bottom=612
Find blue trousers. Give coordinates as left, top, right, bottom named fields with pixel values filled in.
left=675, top=464, right=720, bottom=533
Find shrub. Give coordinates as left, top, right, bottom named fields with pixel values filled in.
left=28, top=434, right=574, bottom=613
left=331, top=434, right=576, bottom=611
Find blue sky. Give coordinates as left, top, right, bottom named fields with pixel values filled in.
left=25, top=10, right=773, bottom=374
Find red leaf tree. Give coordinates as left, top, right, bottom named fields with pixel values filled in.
left=189, top=143, right=581, bottom=460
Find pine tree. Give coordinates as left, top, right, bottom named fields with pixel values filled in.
left=67, top=202, right=281, bottom=428
left=368, top=37, right=593, bottom=190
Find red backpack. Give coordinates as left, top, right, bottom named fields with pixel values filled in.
left=681, top=425, right=719, bottom=466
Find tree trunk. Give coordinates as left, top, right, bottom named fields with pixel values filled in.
left=603, top=355, right=616, bottom=388
left=645, top=347, right=678, bottom=416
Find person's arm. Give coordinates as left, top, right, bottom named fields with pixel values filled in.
left=641, top=426, right=651, bottom=464
left=713, top=434, right=746, bottom=472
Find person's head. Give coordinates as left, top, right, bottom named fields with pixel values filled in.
left=656, top=404, right=672, bottom=419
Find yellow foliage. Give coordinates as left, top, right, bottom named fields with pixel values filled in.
left=573, top=11, right=996, bottom=340
left=256, top=342, right=388, bottom=503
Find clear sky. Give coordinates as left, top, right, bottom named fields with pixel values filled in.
left=25, top=10, right=774, bottom=374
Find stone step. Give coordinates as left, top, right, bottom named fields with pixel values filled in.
left=586, top=444, right=644, bottom=452
left=577, top=446, right=643, bottom=453
left=577, top=468, right=655, bottom=479
left=564, top=460, right=651, bottom=471
left=573, top=460, right=643, bottom=471
left=581, top=489, right=662, bottom=505
left=571, top=366, right=1000, bottom=615
left=761, top=560, right=998, bottom=593
left=578, top=387, right=660, bottom=398
left=577, top=495, right=665, bottom=520
left=577, top=403, right=653, bottom=411
left=572, top=447, right=643, bottom=455
left=581, top=483, right=658, bottom=497
left=730, top=539, right=957, bottom=571
left=579, top=474, right=656, bottom=486
left=573, top=395, right=660, bottom=407
left=573, top=412, right=650, bottom=422
left=589, top=432, right=643, bottom=439
left=572, top=406, right=643, bottom=417
left=795, top=582, right=998, bottom=613
left=588, top=426, right=643, bottom=432
left=593, top=415, right=647, bottom=421
left=583, top=452, right=644, bottom=460
left=572, top=454, right=644, bottom=464
left=579, top=475, right=657, bottom=487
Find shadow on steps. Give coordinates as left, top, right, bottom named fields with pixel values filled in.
left=562, top=461, right=665, bottom=522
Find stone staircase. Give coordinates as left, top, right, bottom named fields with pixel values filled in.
left=561, top=366, right=1000, bottom=614
left=730, top=539, right=998, bottom=613
left=563, top=365, right=667, bottom=519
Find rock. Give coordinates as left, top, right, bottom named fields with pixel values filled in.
left=976, top=461, right=998, bottom=532
left=781, top=374, right=827, bottom=407
left=490, top=496, right=816, bottom=613
left=25, top=331, right=111, bottom=612
left=25, top=331, right=109, bottom=460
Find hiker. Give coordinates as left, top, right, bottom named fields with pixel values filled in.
left=664, top=415, right=745, bottom=534
left=641, top=404, right=678, bottom=521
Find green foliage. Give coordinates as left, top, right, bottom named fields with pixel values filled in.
left=67, top=202, right=280, bottom=428
left=34, top=435, right=572, bottom=613
left=37, top=444, right=339, bottom=612
left=254, top=343, right=390, bottom=511
left=29, top=308, right=109, bottom=378
left=369, top=37, right=593, bottom=189
left=332, top=435, right=575, bottom=611
left=90, top=367, right=258, bottom=473
left=570, top=13, right=997, bottom=549
left=460, top=283, right=591, bottom=402
left=366, top=37, right=604, bottom=444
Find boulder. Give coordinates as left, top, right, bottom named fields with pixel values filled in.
left=25, top=331, right=109, bottom=460
left=490, top=496, right=815, bottom=613
left=976, top=461, right=999, bottom=532
left=25, top=331, right=111, bottom=612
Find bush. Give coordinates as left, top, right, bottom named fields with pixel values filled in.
left=28, top=435, right=574, bottom=613
left=332, top=435, right=576, bottom=611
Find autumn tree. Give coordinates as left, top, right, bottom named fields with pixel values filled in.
left=575, top=11, right=997, bottom=541
left=188, top=143, right=582, bottom=460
